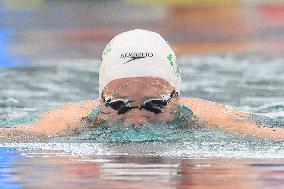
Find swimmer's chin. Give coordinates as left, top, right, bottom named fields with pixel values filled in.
left=123, top=116, right=171, bottom=126
left=124, top=117, right=149, bottom=126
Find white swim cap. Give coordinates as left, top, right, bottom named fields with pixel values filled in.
left=99, top=29, right=181, bottom=95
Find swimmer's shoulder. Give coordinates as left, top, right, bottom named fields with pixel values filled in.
left=178, top=97, right=246, bottom=120
left=47, top=99, right=102, bottom=118
left=13, top=100, right=102, bottom=137
left=179, top=97, right=218, bottom=111
left=78, top=99, right=102, bottom=114
left=179, top=97, right=236, bottom=109
left=179, top=97, right=204, bottom=106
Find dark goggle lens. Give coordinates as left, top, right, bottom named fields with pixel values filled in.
left=107, top=100, right=127, bottom=110
left=117, top=106, right=133, bottom=115
left=143, top=100, right=167, bottom=114
left=105, top=99, right=133, bottom=114
left=148, top=99, right=167, bottom=107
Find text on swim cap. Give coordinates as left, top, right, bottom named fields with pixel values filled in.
left=120, top=52, right=154, bottom=64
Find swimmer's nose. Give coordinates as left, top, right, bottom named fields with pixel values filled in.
left=123, top=108, right=148, bottom=125
left=129, top=101, right=142, bottom=109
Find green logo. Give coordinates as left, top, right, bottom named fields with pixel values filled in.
left=167, top=54, right=174, bottom=67
left=102, top=40, right=114, bottom=57
left=102, top=43, right=111, bottom=56
left=167, top=54, right=179, bottom=74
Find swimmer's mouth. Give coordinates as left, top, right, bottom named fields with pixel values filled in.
left=142, top=115, right=151, bottom=119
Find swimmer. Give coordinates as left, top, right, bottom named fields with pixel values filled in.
left=1, top=29, right=284, bottom=141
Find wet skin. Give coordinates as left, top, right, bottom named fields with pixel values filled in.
left=1, top=77, right=284, bottom=141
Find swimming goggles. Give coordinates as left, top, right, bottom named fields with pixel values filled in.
left=102, top=90, right=177, bottom=115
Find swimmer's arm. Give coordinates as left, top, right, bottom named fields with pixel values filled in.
left=180, top=98, right=284, bottom=140
left=4, top=100, right=101, bottom=137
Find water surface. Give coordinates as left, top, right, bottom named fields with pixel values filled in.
left=1, top=0, right=284, bottom=188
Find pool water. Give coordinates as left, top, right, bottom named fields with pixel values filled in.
left=1, top=0, right=284, bottom=188
left=3, top=147, right=284, bottom=189
left=1, top=53, right=284, bottom=188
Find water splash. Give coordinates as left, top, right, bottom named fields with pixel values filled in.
left=48, top=120, right=237, bottom=143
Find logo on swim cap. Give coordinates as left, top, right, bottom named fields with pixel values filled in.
left=167, top=53, right=179, bottom=74
left=102, top=40, right=114, bottom=58
left=120, top=52, right=154, bottom=64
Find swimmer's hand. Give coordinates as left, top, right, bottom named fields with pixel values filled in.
left=180, top=98, right=284, bottom=141
left=5, top=100, right=100, bottom=138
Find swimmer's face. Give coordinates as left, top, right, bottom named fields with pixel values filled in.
left=100, top=77, right=179, bottom=125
